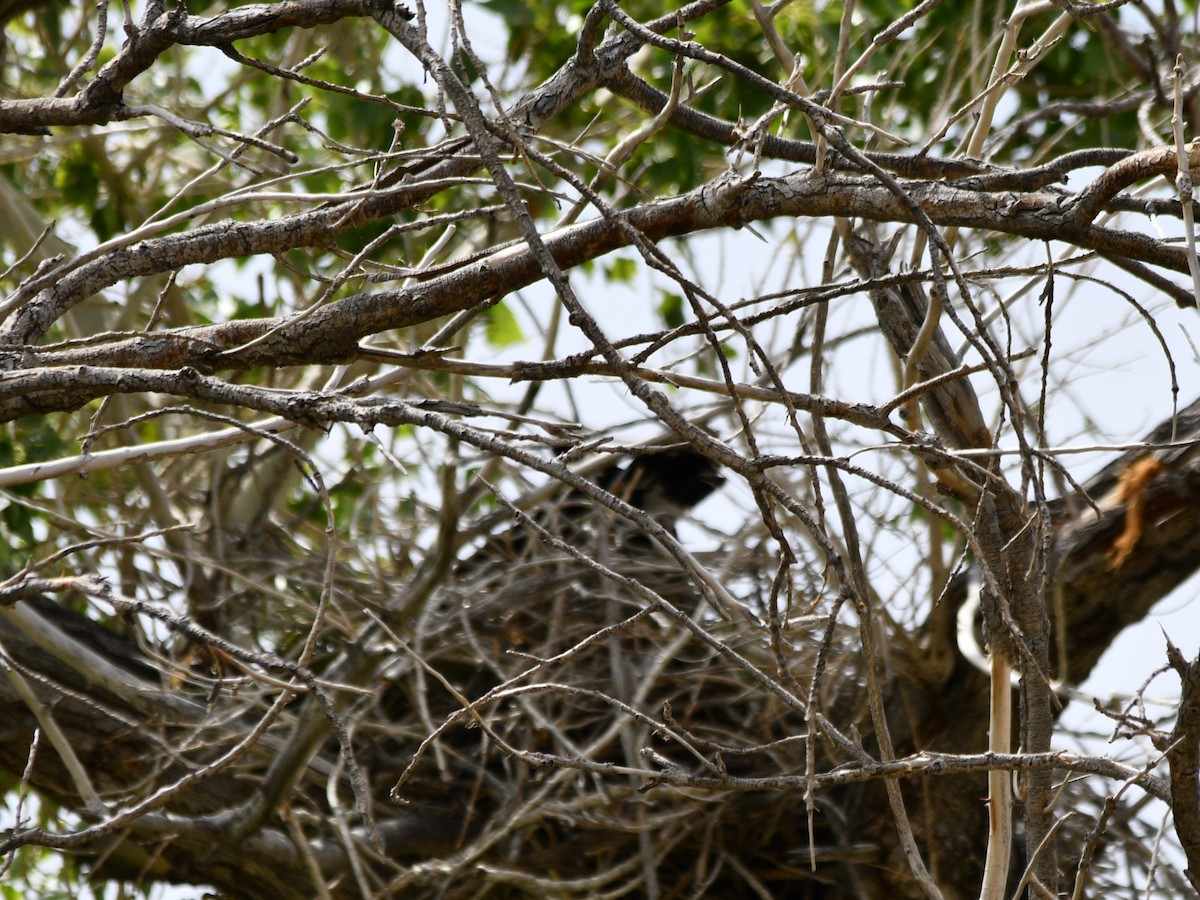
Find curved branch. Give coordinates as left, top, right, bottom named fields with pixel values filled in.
left=0, top=0, right=405, bottom=133
left=0, top=168, right=1192, bottom=421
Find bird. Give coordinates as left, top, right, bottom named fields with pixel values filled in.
left=596, top=446, right=725, bottom=531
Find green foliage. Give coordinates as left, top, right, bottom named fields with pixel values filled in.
left=45, top=137, right=134, bottom=242
left=657, top=290, right=685, bottom=329
left=334, top=218, right=394, bottom=256
left=604, top=256, right=637, bottom=284
left=328, top=470, right=366, bottom=525
left=477, top=0, right=593, bottom=73
left=324, top=92, right=400, bottom=153
left=474, top=1, right=787, bottom=196
left=33, top=0, right=64, bottom=48
left=88, top=203, right=123, bottom=244
left=0, top=417, right=66, bottom=567
left=0, top=799, right=90, bottom=899
left=52, top=144, right=100, bottom=212
left=483, top=301, right=524, bottom=347
left=2, top=416, right=70, bottom=472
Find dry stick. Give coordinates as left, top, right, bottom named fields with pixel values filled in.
left=53, top=0, right=110, bottom=98
left=387, top=595, right=749, bottom=889
left=810, top=287, right=944, bottom=900
left=912, top=0, right=1072, bottom=409
left=1068, top=758, right=1159, bottom=900
left=0, top=638, right=106, bottom=817
left=979, top=650, right=1014, bottom=900
left=283, top=811, right=335, bottom=900
left=897, top=0, right=1045, bottom=425
left=0, top=729, right=39, bottom=880
left=941, top=11, right=1069, bottom=897
left=568, top=748, right=1170, bottom=799
left=515, top=45, right=685, bottom=424
left=373, top=7, right=760, bottom=620
left=1170, top=55, right=1200, bottom=310
left=976, top=15, right=1101, bottom=899
left=812, top=0, right=856, bottom=176
left=0, top=672, right=296, bottom=856
left=829, top=0, right=946, bottom=102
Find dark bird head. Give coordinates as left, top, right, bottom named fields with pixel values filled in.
left=601, top=447, right=724, bottom=526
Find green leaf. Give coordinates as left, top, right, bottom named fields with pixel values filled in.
left=53, top=145, right=99, bottom=210
left=484, top=301, right=524, bottom=347
left=604, top=256, right=638, bottom=284
left=658, top=291, right=685, bottom=329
